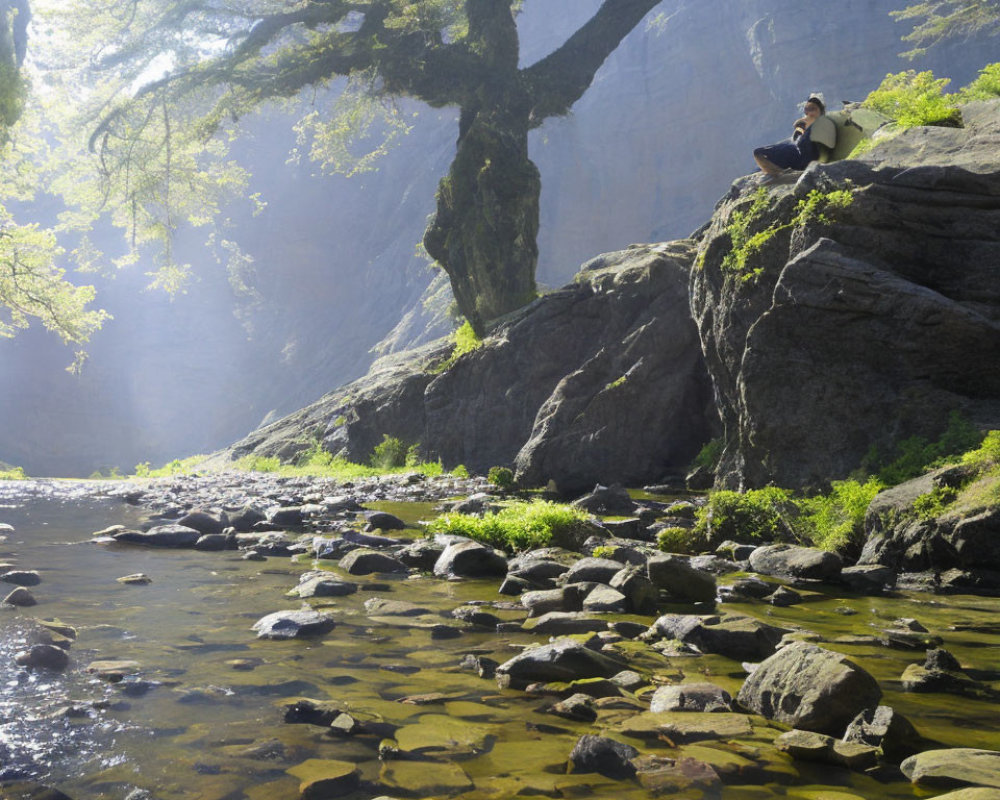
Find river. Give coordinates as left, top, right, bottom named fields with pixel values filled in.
left=0, top=479, right=998, bottom=800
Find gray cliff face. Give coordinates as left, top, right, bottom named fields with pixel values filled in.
left=212, top=243, right=716, bottom=492
left=691, top=100, right=1000, bottom=490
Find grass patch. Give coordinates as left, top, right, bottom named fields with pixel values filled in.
left=0, top=465, right=27, bottom=480
left=425, top=500, right=592, bottom=553
left=133, top=456, right=208, bottom=478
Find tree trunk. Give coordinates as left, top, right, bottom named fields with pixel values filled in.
left=423, top=101, right=539, bottom=336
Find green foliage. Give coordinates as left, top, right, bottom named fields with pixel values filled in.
left=656, top=526, right=701, bottom=555
left=452, top=464, right=470, bottom=479
left=0, top=464, right=27, bottom=480
left=693, top=438, right=723, bottom=471
left=893, top=1, right=1000, bottom=59
left=913, top=484, right=959, bottom=518
left=236, top=455, right=281, bottom=473
left=694, top=487, right=795, bottom=547
left=425, top=500, right=591, bottom=553
left=958, top=62, right=1000, bottom=101
left=861, top=70, right=962, bottom=127
left=795, top=478, right=885, bottom=553
left=961, top=429, right=1000, bottom=472
left=370, top=435, right=410, bottom=470
left=487, top=466, right=515, bottom=490
left=722, top=188, right=855, bottom=281
left=864, top=411, right=984, bottom=485
left=605, top=375, right=627, bottom=391
left=591, top=545, right=616, bottom=559
left=132, top=456, right=206, bottom=478
left=432, top=320, right=483, bottom=373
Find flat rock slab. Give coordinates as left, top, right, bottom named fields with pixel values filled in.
left=522, top=612, right=609, bottom=635
left=614, top=712, right=758, bottom=742
left=379, top=760, right=473, bottom=796
left=363, top=598, right=432, bottom=617
left=252, top=610, right=336, bottom=640
left=901, top=748, right=1000, bottom=789
left=293, top=574, right=358, bottom=598
left=395, top=714, right=493, bottom=756
left=649, top=682, right=733, bottom=713
left=87, top=660, right=141, bottom=681
left=286, top=758, right=360, bottom=799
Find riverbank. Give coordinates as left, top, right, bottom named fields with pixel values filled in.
left=1, top=475, right=998, bottom=800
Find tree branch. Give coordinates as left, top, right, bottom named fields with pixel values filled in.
left=521, top=0, right=662, bottom=126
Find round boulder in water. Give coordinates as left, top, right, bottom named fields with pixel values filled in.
left=252, top=609, right=336, bottom=639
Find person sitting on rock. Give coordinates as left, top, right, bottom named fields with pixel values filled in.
left=754, top=94, right=836, bottom=184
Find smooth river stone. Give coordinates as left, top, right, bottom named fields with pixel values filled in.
left=286, top=759, right=359, bottom=799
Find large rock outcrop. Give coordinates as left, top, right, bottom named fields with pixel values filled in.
left=690, top=100, right=1000, bottom=490
left=210, top=243, right=716, bottom=491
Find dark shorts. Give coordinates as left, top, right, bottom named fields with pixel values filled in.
left=754, top=141, right=813, bottom=171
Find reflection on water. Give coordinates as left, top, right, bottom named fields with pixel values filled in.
left=0, top=481, right=997, bottom=800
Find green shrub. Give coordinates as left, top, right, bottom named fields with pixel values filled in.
left=656, top=526, right=702, bottom=554
left=370, top=435, right=409, bottom=469
left=452, top=464, right=470, bottom=479
left=432, top=320, right=483, bottom=373
left=591, top=545, right=616, bottom=559
left=693, top=487, right=795, bottom=547
left=866, top=411, right=984, bottom=485
left=862, top=70, right=961, bottom=128
left=958, top=62, right=1000, bottom=102
left=0, top=465, right=27, bottom=480
left=795, top=478, right=885, bottom=554
left=487, top=466, right=515, bottom=490
left=425, top=500, right=591, bottom=553
left=961, top=429, right=1000, bottom=473
left=913, top=485, right=959, bottom=519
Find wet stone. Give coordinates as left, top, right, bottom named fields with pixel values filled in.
left=549, top=693, right=597, bottom=722
left=339, top=548, right=408, bottom=575
left=15, top=644, right=70, bottom=671
left=649, top=682, right=733, bottom=713
left=568, top=734, right=638, bottom=779
left=287, top=758, right=360, bottom=799
left=434, top=540, right=507, bottom=578
left=252, top=609, right=336, bottom=639
left=292, top=573, right=358, bottom=599
left=117, top=573, right=152, bottom=585
left=1, top=570, right=41, bottom=587
left=87, top=660, right=141, bottom=681
left=901, top=748, right=1000, bottom=789
left=633, top=754, right=723, bottom=796
left=3, top=587, right=36, bottom=606
left=364, top=598, right=432, bottom=617
left=776, top=729, right=879, bottom=770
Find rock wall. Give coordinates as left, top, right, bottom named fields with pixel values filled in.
left=691, top=100, right=1000, bottom=490
left=211, top=243, right=717, bottom=493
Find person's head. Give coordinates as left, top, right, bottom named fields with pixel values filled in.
left=804, top=96, right=825, bottom=117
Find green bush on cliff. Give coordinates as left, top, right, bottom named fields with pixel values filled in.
left=431, top=320, right=483, bottom=373
left=426, top=500, right=591, bottom=553
left=958, top=62, right=1000, bottom=102
left=862, top=69, right=962, bottom=127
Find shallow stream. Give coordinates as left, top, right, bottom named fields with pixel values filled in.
left=0, top=481, right=998, bottom=800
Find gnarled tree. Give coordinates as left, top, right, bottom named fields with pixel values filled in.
left=48, top=0, right=663, bottom=335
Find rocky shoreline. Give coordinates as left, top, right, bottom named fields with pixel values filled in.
left=2, top=474, right=999, bottom=799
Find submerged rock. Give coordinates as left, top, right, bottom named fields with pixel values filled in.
left=1, top=570, right=41, bottom=587
left=3, top=586, right=36, bottom=606
left=775, top=729, right=879, bottom=770
left=287, top=758, right=360, bottom=799
left=114, top=524, right=202, bottom=548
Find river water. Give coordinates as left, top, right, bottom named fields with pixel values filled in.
left=0, top=480, right=998, bottom=800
